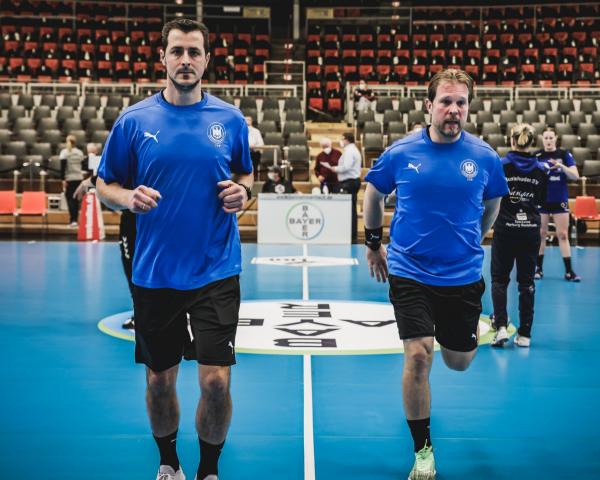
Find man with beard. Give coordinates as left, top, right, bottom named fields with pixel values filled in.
left=362, top=69, right=508, bottom=479
left=96, top=19, right=253, bottom=480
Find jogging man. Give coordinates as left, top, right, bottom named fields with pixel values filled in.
left=97, top=19, right=253, bottom=480
left=363, top=69, right=508, bottom=479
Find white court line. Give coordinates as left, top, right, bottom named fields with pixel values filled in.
left=303, top=353, right=315, bottom=480
left=302, top=243, right=316, bottom=480
left=302, top=243, right=309, bottom=301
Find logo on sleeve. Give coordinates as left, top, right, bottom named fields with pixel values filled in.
left=460, top=159, right=478, bottom=181
left=207, top=122, right=226, bottom=146
left=143, top=130, right=160, bottom=143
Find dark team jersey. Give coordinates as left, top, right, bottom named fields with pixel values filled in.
left=535, top=148, right=576, bottom=204
left=493, top=151, right=548, bottom=235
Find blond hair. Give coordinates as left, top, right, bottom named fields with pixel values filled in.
left=510, top=123, right=536, bottom=150
left=427, top=68, right=474, bottom=103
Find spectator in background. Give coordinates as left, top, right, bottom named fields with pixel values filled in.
left=84, top=142, right=102, bottom=176
left=262, top=165, right=296, bottom=194
left=535, top=126, right=581, bottom=282
left=331, top=132, right=362, bottom=242
left=59, top=134, right=85, bottom=227
left=353, top=80, right=375, bottom=113
left=246, top=116, right=264, bottom=179
left=314, top=137, right=341, bottom=193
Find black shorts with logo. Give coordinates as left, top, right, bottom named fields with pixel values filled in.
left=388, top=275, right=485, bottom=352
left=539, top=201, right=569, bottom=214
left=133, top=276, right=240, bottom=372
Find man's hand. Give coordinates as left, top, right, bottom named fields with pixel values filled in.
left=218, top=180, right=247, bottom=213
left=127, top=185, right=162, bottom=214
left=366, top=245, right=389, bottom=283
left=317, top=175, right=325, bottom=183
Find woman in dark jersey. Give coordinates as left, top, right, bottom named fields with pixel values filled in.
left=491, top=124, right=548, bottom=348
left=535, top=127, right=581, bottom=281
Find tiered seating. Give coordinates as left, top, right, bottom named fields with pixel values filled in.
left=0, top=92, right=125, bottom=187
left=351, top=96, right=600, bottom=172
left=306, top=4, right=600, bottom=113
left=237, top=96, right=310, bottom=179
left=208, top=25, right=271, bottom=85
left=0, top=1, right=270, bottom=84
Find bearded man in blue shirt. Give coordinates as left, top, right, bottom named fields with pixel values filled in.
left=97, top=19, right=253, bottom=480
left=363, top=69, right=508, bottom=480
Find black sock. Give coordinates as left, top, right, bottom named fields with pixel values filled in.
left=153, top=430, right=180, bottom=471
left=563, top=256, right=572, bottom=273
left=407, top=418, right=431, bottom=452
left=537, top=254, right=544, bottom=270
left=198, top=438, right=225, bottom=479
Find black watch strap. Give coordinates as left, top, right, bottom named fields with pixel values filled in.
left=237, top=182, right=252, bottom=200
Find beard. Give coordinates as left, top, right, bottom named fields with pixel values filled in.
left=168, top=71, right=201, bottom=92
left=436, top=119, right=463, bottom=138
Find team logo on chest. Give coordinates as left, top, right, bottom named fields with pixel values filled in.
left=207, top=122, right=226, bottom=146
left=460, top=159, right=478, bottom=181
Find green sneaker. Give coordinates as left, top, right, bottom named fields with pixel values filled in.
left=408, top=445, right=436, bottom=480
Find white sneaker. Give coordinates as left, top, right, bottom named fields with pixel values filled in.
left=491, top=326, right=509, bottom=348
left=157, top=465, right=185, bottom=480
left=513, top=335, right=531, bottom=348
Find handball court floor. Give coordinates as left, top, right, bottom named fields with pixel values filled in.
left=1, top=241, right=599, bottom=479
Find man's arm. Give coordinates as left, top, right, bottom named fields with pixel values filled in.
left=96, top=177, right=161, bottom=214
left=363, top=183, right=388, bottom=282
left=481, top=197, right=501, bottom=240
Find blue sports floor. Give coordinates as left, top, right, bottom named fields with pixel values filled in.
left=1, top=241, right=599, bottom=479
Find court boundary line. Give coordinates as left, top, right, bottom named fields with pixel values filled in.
left=302, top=243, right=316, bottom=480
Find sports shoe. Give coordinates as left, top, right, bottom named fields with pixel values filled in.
left=122, top=316, right=135, bottom=329
left=491, top=326, right=509, bottom=348
left=565, top=271, right=581, bottom=282
left=156, top=465, right=185, bottom=480
left=194, top=476, right=218, bottom=480
left=513, top=335, right=531, bottom=348
left=534, top=269, right=543, bottom=280
left=408, top=445, right=436, bottom=480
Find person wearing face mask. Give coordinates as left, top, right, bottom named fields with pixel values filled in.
left=363, top=69, right=508, bottom=480
left=353, top=79, right=375, bottom=113
left=534, top=126, right=581, bottom=282
left=314, top=137, right=341, bottom=193
left=490, top=124, right=548, bottom=349
left=261, top=165, right=296, bottom=194
left=331, top=132, right=362, bottom=242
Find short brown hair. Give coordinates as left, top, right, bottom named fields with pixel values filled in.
left=343, top=132, right=355, bottom=143
left=427, top=69, right=474, bottom=104
left=162, top=18, right=210, bottom=53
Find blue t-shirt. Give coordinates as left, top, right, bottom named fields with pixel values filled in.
left=535, top=149, right=575, bottom=204
left=98, top=92, right=252, bottom=290
left=365, top=129, right=508, bottom=286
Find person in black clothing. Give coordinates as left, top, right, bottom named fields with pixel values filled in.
left=74, top=174, right=137, bottom=330
left=491, top=124, right=548, bottom=348
left=261, top=165, right=296, bottom=194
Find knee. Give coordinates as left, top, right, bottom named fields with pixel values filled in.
left=518, top=283, right=535, bottom=294
left=147, top=369, right=177, bottom=397
left=200, top=369, right=230, bottom=400
left=557, top=229, right=569, bottom=241
left=406, top=344, right=433, bottom=380
left=492, top=277, right=509, bottom=287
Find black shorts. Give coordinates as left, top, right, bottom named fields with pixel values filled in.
left=539, top=201, right=569, bottom=214
left=133, top=276, right=240, bottom=372
left=388, top=275, right=485, bottom=352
